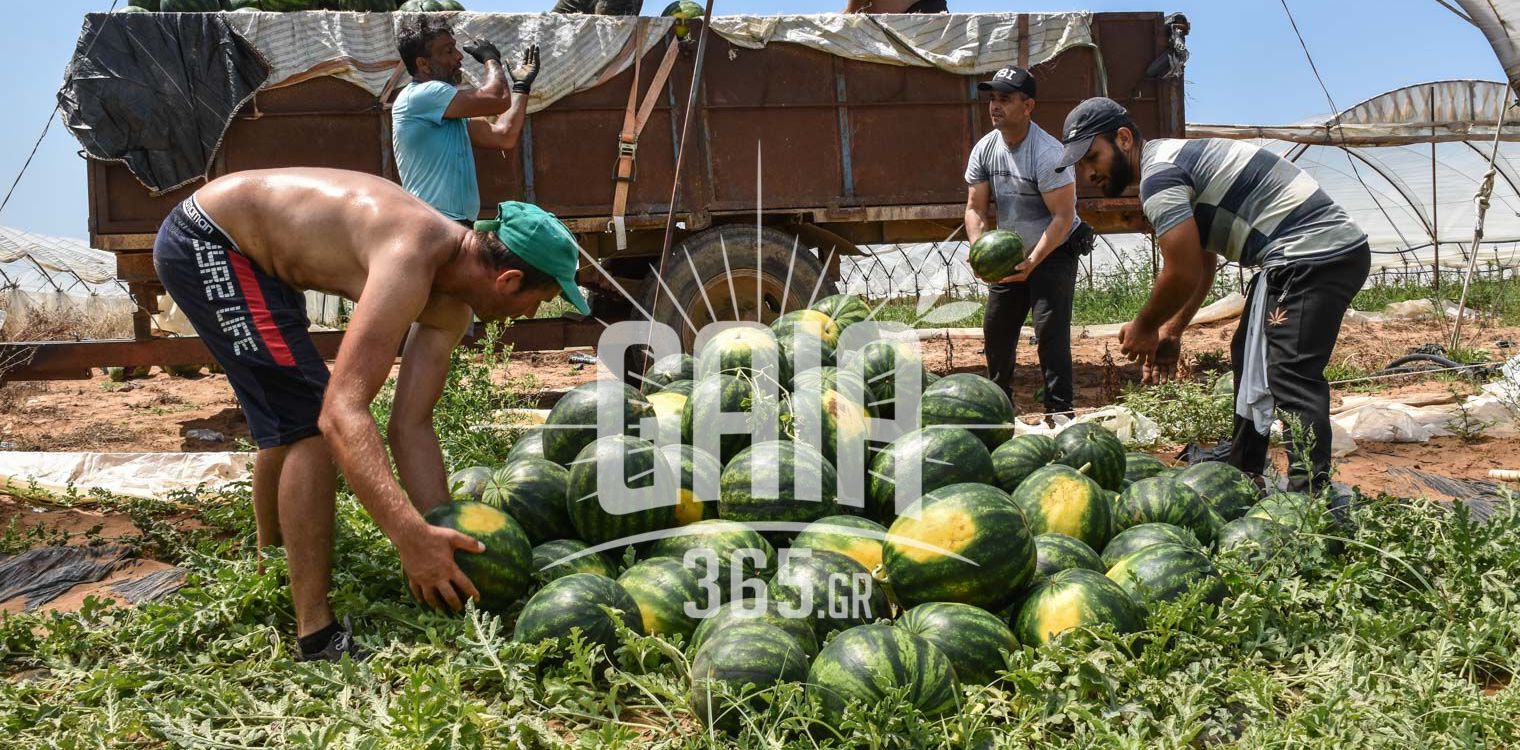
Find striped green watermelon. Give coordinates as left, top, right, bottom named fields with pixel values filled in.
left=771, top=309, right=841, bottom=349
left=1124, top=453, right=1170, bottom=484
left=896, top=602, right=1018, bottom=685
left=1247, top=492, right=1322, bottom=530
left=811, top=294, right=871, bottom=332
left=642, top=353, right=695, bottom=394
left=780, top=387, right=868, bottom=467
left=697, top=326, right=787, bottom=386
left=967, top=229, right=1026, bottom=283
left=867, top=426, right=993, bottom=521
left=882, top=482, right=1036, bottom=611
left=566, top=435, right=678, bottom=547
left=1033, top=532, right=1105, bottom=577
left=481, top=458, right=573, bottom=544
left=661, top=444, right=722, bottom=525
left=807, top=623, right=959, bottom=723
left=513, top=573, right=642, bottom=653
left=690, top=622, right=811, bottom=730
left=447, top=465, right=494, bottom=502
left=1115, top=476, right=1216, bottom=545
left=777, top=330, right=837, bottom=381
left=1099, top=522, right=1201, bottom=569
left=791, top=515, right=887, bottom=574
left=506, top=428, right=547, bottom=463
left=543, top=380, right=655, bottom=466
left=531, top=539, right=618, bottom=584
left=645, top=390, right=688, bottom=447
left=1009, top=464, right=1112, bottom=551
left=919, top=373, right=1016, bottom=449
left=682, top=374, right=783, bottom=465
left=660, top=379, right=695, bottom=397
left=689, top=597, right=820, bottom=658
left=719, top=441, right=838, bottom=533
left=1054, top=423, right=1128, bottom=491
left=422, top=501, right=533, bottom=612
left=1175, top=461, right=1259, bottom=521
left=1105, top=541, right=1226, bottom=607
left=1013, top=567, right=1143, bottom=646
left=647, top=519, right=776, bottom=599
left=855, top=339, right=926, bottom=420
left=1216, top=516, right=1291, bottom=558
left=991, top=434, right=1061, bottom=493
left=617, top=557, right=704, bottom=639
left=769, top=549, right=886, bottom=635
left=791, top=366, right=870, bottom=406
left=398, top=0, right=448, bottom=9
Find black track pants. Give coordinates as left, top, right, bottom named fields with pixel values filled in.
left=982, top=245, right=1078, bottom=415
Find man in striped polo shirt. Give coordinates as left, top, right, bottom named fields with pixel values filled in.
left=1055, top=97, right=1371, bottom=494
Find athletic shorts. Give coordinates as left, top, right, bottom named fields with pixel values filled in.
left=153, top=197, right=330, bottom=449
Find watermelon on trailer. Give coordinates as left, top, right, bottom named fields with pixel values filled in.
left=566, top=435, right=678, bottom=547
left=811, top=294, right=871, bottom=332
left=128, top=0, right=160, bottom=10
left=1175, top=461, right=1260, bottom=521
left=480, top=458, right=574, bottom=544
left=689, top=597, right=820, bottom=658
left=647, top=519, right=776, bottom=599
left=896, top=602, right=1019, bottom=685
left=617, top=557, right=704, bottom=639
left=161, top=0, right=223, bottom=10
left=447, top=466, right=494, bottom=502
left=697, top=326, right=787, bottom=385
left=854, top=339, right=927, bottom=420
left=780, top=387, right=868, bottom=467
left=1099, top=522, right=1201, bottom=569
left=868, top=426, right=993, bottom=522
left=398, top=0, right=449, bottom=9
left=719, top=441, right=839, bottom=533
left=543, top=380, right=655, bottom=466
left=1013, top=567, right=1144, bottom=646
left=682, top=374, right=783, bottom=465
left=513, top=573, right=643, bottom=653
left=531, top=539, right=618, bottom=584
left=792, top=515, right=888, bottom=574
left=422, top=501, right=533, bottom=612
left=506, top=428, right=547, bottom=463
left=1216, top=516, right=1291, bottom=558
left=807, top=623, right=959, bottom=723
left=1054, top=423, right=1128, bottom=491
left=882, top=482, right=1036, bottom=611
left=1033, top=532, right=1105, bottom=577
left=1106, top=541, right=1226, bottom=607
left=690, top=622, right=811, bottom=730
left=645, top=390, right=688, bottom=447
left=919, top=373, right=1016, bottom=449
left=334, top=0, right=398, bottom=10
left=1115, top=476, right=1216, bottom=545
left=643, top=353, right=695, bottom=394
left=661, top=444, right=722, bottom=525
left=769, top=549, right=887, bottom=635
left=771, top=309, right=841, bottom=349
left=991, top=434, right=1062, bottom=493
left=967, top=229, right=1026, bottom=283
left=1009, top=464, right=1112, bottom=551
left=1124, top=453, right=1170, bottom=484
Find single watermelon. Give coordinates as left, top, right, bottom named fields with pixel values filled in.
left=791, top=515, right=887, bottom=574
left=661, top=444, right=722, bottom=525
left=791, top=366, right=871, bottom=407
left=990, top=434, right=1061, bottom=493
left=543, top=380, right=655, bottom=466
left=662, top=0, right=705, bottom=18
left=513, top=573, right=642, bottom=653
left=719, top=441, right=839, bottom=534
left=531, top=539, right=618, bottom=584
left=690, top=622, right=810, bottom=730
left=968, top=229, right=1026, bottom=283
left=1175, top=461, right=1259, bottom=521
left=777, top=330, right=838, bottom=382
left=1106, top=542, right=1226, bottom=607
left=689, top=597, right=820, bottom=658
left=423, top=501, right=533, bottom=612
left=682, top=374, right=782, bottom=465
left=481, top=458, right=574, bottom=544
left=697, top=326, right=787, bottom=386
left=1115, top=477, right=1216, bottom=545
left=645, top=390, right=688, bottom=447
left=1013, top=567, right=1143, bottom=646
left=882, top=482, right=1036, bottom=611
left=919, top=373, right=1016, bottom=448
left=781, top=386, right=869, bottom=468
left=398, top=0, right=448, bottom=9
left=647, top=519, right=776, bottom=599
left=896, top=602, right=1018, bottom=685
left=867, top=426, right=993, bottom=522
left=566, top=435, right=678, bottom=547
left=1247, top=492, right=1322, bottom=530
left=771, top=308, right=841, bottom=349
left=642, top=353, right=695, bottom=394
left=1216, top=516, right=1291, bottom=558
left=1010, top=464, right=1112, bottom=551
left=854, top=339, right=926, bottom=420
left=811, top=294, right=871, bottom=332
left=1054, top=423, right=1128, bottom=491
left=1033, top=532, right=1105, bottom=577
left=769, top=549, right=886, bottom=635
left=506, top=428, right=547, bottom=463
left=660, top=379, right=695, bottom=397
left=1124, top=453, right=1170, bottom=484
left=1099, top=522, right=1201, bottom=569
left=807, top=623, right=959, bottom=723
left=447, top=465, right=494, bottom=502
left=618, top=557, right=704, bottom=639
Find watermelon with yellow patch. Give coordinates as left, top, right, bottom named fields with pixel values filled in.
left=661, top=444, right=721, bottom=525
left=781, top=386, right=869, bottom=468
left=1008, top=464, right=1112, bottom=552
left=811, top=294, right=871, bottom=332
left=791, top=515, right=888, bottom=574
left=645, top=390, right=688, bottom=446
left=697, top=326, right=787, bottom=386
left=881, top=482, right=1036, bottom=611
left=422, top=501, right=533, bottom=612
left=617, top=557, right=704, bottom=639
left=1013, top=567, right=1143, bottom=646
left=867, top=426, right=994, bottom=522
left=771, top=308, right=841, bottom=350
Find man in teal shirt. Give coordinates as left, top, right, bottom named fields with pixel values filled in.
left=393, top=17, right=541, bottom=223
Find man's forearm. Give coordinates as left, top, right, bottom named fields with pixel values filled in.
left=965, top=207, right=990, bottom=243
left=477, top=60, right=507, bottom=99
left=1162, top=259, right=1217, bottom=335
left=1025, top=212, right=1074, bottom=267
left=322, top=406, right=424, bottom=539
left=1136, top=262, right=1204, bottom=331
left=391, top=422, right=451, bottom=515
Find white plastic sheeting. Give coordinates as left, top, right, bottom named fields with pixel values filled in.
left=1456, top=0, right=1520, bottom=94
left=0, top=451, right=255, bottom=504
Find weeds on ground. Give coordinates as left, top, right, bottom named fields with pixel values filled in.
left=1353, top=272, right=1520, bottom=326
left=1120, top=379, right=1234, bottom=447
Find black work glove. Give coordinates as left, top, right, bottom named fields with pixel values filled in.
left=508, top=45, right=540, bottom=95
left=461, top=38, right=502, bottom=66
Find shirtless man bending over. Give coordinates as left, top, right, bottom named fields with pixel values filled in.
left=153, top=167, right=589, bottom=661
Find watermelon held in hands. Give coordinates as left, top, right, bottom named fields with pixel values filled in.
left=919, top=373, right=1016, bottom=449
left=661, top=444, right=722, bottom=525
left=1054, top=422, right=1128, bottom=491
left=481, top=458, right=573, bottom=545
left=1115, top=476, right=1217, bottom=546
left=1013, top=567, right=1144, bottom=647
left=1105, top=541, right=1226, bottom=608
left=991, top=434, right=1062, bottom=493
left=1033, top=532, right=1105, bottom=577
left=1009, top=464, right=1113, bottom=552
left=769, top=549, right=887, bottom=635
left=689, top=597, right=820, bottom=658
left=513, top=573, right=643, bottom=654
left=968, top=229, right=1026, bottom=283
left=447, top=466, right=494, bottom=502
left=791, top=515, right=888, bottom=574
left=642, top=353, right=695, bottom=394
left=1124, top=453, right=1170, bottom=484
left=811, top=294, right=871, bottom=332
left=896, top=602, right=1019, bottom=685
left=1099, top=522, right=1201, bottom=569
left=1175, top=461, right=1259, bottom=521
left=543, top=380, right=655, bottom=467
left=531, top=539, right=618, bottom=584
left=422, top=501, right=533, bottom=612
left=806, top=623, right=959, bottom=724
left=617, top=557, right=704, bottom=639
left=566, top=434, right=679, bottom=547
left=882, top=482, right=1036, bottom=611
left=719, top=440, right=839, bottom=535
left=690, top=622, right=811, bottom=730
left=868, top=426, right=993, bottom=521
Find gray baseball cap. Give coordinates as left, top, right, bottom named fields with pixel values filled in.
left=1054, top=97, right=1134, bottom=172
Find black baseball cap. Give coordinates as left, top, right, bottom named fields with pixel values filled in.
left=977, top=66, right=1036, bottom=98
left=1055, top=97, right=1134, bottom=172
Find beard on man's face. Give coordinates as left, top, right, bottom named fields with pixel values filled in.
left=1102, top=148, right=1133, bottom=198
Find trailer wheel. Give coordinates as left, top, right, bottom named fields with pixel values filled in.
left=639, top=225, right=826, bottom=350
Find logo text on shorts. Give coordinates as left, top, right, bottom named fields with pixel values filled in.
left=193, top=239, right=259, bottom=357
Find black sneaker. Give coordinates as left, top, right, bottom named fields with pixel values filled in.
left=298, top=616, right=370, bottom=663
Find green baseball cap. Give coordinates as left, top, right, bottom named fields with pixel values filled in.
left=474, top=202, right=589, bottom=315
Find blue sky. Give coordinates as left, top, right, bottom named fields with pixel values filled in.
left=0, top=1, right=1500, bottom=239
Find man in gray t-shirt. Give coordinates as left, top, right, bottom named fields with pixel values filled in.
left=964, top=65, right=1085, bottom=417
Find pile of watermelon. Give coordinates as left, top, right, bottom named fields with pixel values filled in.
left=425, top=292, right=1325, bottom=730
left=119, top=0, right=462, bottom=13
